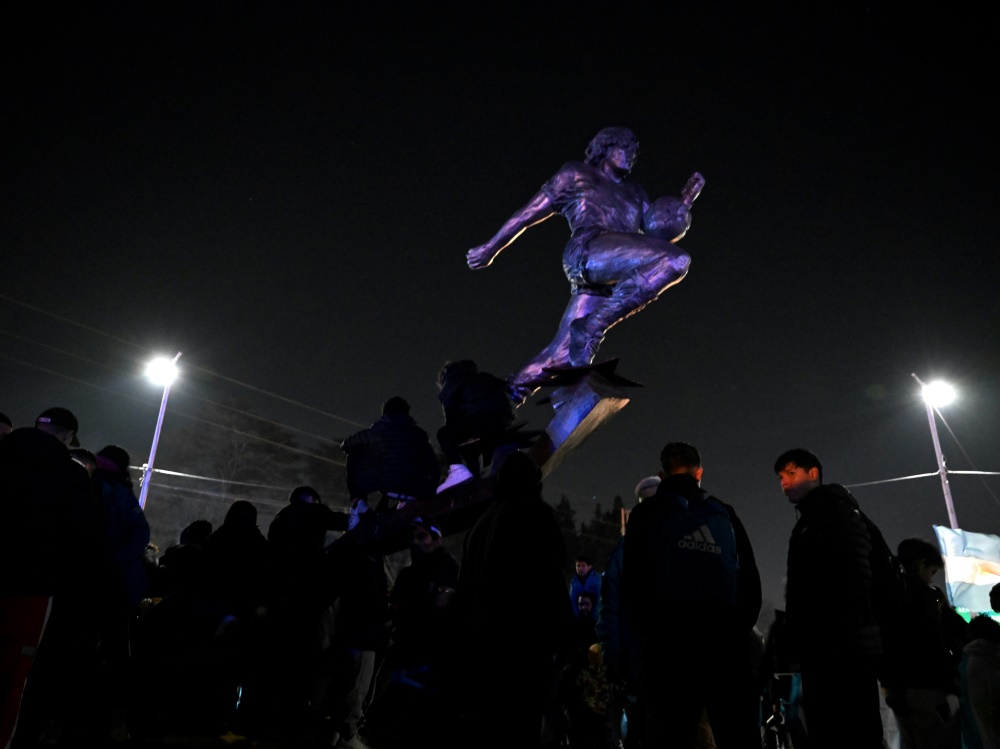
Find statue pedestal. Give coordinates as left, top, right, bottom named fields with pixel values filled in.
left=334, top=360, right=640, bottom=554
left=529, top=363, right=638, bottom=477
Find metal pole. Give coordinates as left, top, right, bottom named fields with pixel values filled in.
left=912, top=373, right=959, bottom=529
left=923, top=400, right=959, bottom=529
left=139, top=352, right=181, bottom=510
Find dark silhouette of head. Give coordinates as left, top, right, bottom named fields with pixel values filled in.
left=70, top=448, right=98, bottom=474
left=97, top=444, right=130, bottom=473
left=289, top=485, right=321, bottom=504
left=179, top=519, right=213, bottom=545
left=437, top=359, right=478, bottom=389
left=95, top=445, right=134, bottom=489
left=382, top=396, right=411, bottom=417
left=659, top=442, right=702, bottom=474
left=223, top=500, right=258, bottom=529
left=968, top=613, right=1000, bottom=642
left=897, top=537, right=944, bottom=573
left=494, top=450, right=542, bottom=500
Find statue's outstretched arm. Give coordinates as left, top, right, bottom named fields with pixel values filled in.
left=467, top=190, right=556, bottom=269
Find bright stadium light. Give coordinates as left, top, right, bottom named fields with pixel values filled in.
left=922, top=379, right=957, bottom=409
left=139, top=352, right=182, bottom=510
left=912, top=373, right=958, bottom=529
left=145, top=356, right=180, bottom=387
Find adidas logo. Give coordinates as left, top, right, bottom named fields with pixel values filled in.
left=678, top=525, right=722, bottom=554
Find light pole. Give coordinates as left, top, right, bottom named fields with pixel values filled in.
left=912, top=373, right=958, bottom=529
left=140, top=353, right=181, bottom=510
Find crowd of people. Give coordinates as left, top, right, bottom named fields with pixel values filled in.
left=1, top=398, right=999, bottom=749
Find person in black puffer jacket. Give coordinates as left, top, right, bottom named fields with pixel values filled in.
left=341, top=396, right=440, bottom=509
left=775, top=448, right=885, bottom=749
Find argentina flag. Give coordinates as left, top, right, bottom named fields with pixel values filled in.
left=933, top=525, right=1000, bottom=613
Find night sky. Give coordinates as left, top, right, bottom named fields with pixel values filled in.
left=3, top=4, right=999, bottom=613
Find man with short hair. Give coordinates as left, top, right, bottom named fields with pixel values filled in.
left=341, top=396, right=441, bottom=511
left=774, top=448, right=885, bottom=749
left=570, top=555, right=602, bottom=617
left=622, top=442, right=761, bottom=747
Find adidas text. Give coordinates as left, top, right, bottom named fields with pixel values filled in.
left=678, top=525, right=723, bottom=554
left=678, top=538, right=722, bottom=554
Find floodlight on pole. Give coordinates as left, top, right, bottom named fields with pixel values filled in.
left=139, top=353, right=181, bottom=510
left=921, top=379, right=956, bottom=409
left=912, top=373, right=958, bottom=529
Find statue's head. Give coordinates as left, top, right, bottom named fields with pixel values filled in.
left=585, top=127, right=639, bottom=168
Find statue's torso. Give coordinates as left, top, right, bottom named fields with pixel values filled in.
left=542, top=161, right=648, bottom=236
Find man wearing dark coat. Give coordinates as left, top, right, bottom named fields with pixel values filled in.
left=451, top=451, right=573, bottom=749
left=341, top=396, right=440, bottom=509
left=262, top=487, right=349, bottom=727
left=884, top=538, right=967, bottom=749
left=323, top=537, right=390, bottom=749
left=775, top=448, right=885, bottom=749
left=91, top=444, right=151, bottom=742
left=622, top=442, right=761, bottom=747
left=1, top=408, right=103, bottom=748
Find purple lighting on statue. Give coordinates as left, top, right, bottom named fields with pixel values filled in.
left=466, top=127, right=704, bottom=404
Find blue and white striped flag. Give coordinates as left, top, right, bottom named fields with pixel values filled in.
left=933, top=525, right=1000, bottom=613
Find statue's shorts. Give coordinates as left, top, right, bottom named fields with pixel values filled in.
left=562, top=227, right=612, bottom=297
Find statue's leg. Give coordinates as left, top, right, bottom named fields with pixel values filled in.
left=508, top=293, right=606, bottom=400
left=568, top=234, right=691, bottom=366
